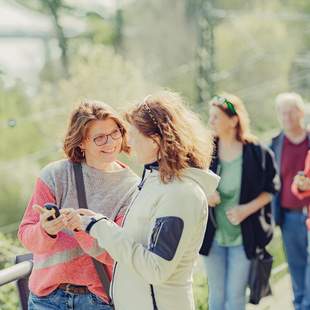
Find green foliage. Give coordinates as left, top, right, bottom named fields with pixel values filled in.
left=0, top=80, right=46, bottom=227
left=0, top=45, right=152, bottom=229
left=122, top=0, right=310, bottom=131
left=0, top=81, right=41, bottom=161
left=59, top=45, right=150, bottom=108
left=194, top=271, right=209, bottom=310
left=0, top=164, right=39, bottom=227
left=86, top=17, right=117, bottom=46
left=0, top=233, right=25, bottom=310
left=123, top=0, right=197, bottom=100
left=214, top=9, right=295, bottom=131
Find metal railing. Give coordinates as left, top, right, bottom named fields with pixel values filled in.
left=0, top=260, right=288, bottom=310
left=0, top=260, right=32, bottom=287
left=0, top=259, right=288, bottom=288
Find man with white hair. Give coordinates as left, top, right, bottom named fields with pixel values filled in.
left=271, top=92, right=310, bottom=310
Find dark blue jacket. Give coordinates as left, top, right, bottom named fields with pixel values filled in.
left=200, top=141, right=278, bottom=259
left=270, top=131, right=310, bottom=225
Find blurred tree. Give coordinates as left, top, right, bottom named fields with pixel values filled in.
left=183, top=0, right=264, bottom=109
left=11, top=0, right=126, bottom=83
left=215, top=7, right=298, bottom=132
left=36, top=45, right=150, bottom=112
left=85, top=14, right=116, bottom=46
left=0, top=80, right=42, bottom=160
left=114, top=4, right=124, bottom=53
left=281, top=0, right=310, bottom=99
left=83, top=9, right=124, bottom=52
left=0, top=45, right=150, bottom=228
left=122, top=0, right=198, bottom=103
left=0, top=79, right=49, bottom=226
left=12, top=0, right=70, bottom=77
left=44, top=0, right=69, bottom=77
left=196, top=0, right=216, bottom=109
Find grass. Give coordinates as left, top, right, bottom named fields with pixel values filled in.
left=193, top=227, right=287, bottom=309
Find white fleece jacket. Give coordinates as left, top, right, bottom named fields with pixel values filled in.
left=87, top=167, right=219, bottom=310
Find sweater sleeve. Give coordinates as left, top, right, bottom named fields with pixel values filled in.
left=18, top=178, right=60, bottom=254
left=88, top=188, right=206, bottom=285
left=73, top=213, right=124, bottom=266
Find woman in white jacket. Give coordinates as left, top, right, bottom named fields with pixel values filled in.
left=70, top=91, right=219, bottom=310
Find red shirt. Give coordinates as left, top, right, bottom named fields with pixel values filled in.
left=280, top=136, right=310, bottom=209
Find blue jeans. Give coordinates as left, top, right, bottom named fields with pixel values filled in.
left=28, top=288, right=113, bottom=310
left=202, top=240, right=251, bottom=310
left=281, top=211, right=310, bottom=310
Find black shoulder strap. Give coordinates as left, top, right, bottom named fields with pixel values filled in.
left=72, top=162, right=113, bottom=306
left=73, top=163, right=88, bottom=209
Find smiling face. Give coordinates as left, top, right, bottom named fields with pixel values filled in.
left=80, top=118, right=123, bottom=165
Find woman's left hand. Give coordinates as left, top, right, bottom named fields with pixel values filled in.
left=226, top=205, right=249, bottom=225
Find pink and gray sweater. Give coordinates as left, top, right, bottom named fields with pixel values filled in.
left=18, top=159, right=138, bottom=302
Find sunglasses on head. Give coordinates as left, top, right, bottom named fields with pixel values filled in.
left=211, top=95, right=237, bottom=116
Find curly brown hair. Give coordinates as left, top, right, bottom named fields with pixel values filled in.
left=63, top=100, right=130, bottom=162
left=125, top=91, right=213, bottom=183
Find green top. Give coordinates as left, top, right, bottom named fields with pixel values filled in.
left=215, top=155, right=243, bottom=246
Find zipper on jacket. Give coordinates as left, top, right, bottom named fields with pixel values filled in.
left=110, top=171, right=153, bottom=302
left=149, top=218, right=164, bottom=250
left=147, top=201, right=164, bottom=310
left=150, top=284, right=158, bottom=310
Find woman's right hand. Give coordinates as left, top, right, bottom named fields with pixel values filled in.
left=33, top=204, right=67, bottom=237
left=207, top=191, right=221, bottom=207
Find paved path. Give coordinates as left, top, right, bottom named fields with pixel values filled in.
left=247, top=274, right=293, bottom=310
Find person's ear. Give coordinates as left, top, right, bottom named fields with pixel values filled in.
left=79, top=141, right=86, bottom=150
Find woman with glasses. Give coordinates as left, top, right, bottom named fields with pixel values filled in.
left=18, top=100, right=138, bottom=309
left=199, top=94, right=278, bottom=310
left=65, top=91, right=219, bottom=310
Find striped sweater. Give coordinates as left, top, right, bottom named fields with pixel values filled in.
left=18, top=159, right=139, bottom=302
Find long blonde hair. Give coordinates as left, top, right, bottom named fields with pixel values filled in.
left=125, top=91, right=214, bottom=183
left=210, top=93, right=257, bottom=144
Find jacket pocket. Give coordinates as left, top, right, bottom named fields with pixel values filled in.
left=149, top=216, right=184, bottom=261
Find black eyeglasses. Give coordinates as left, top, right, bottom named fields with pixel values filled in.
left=90, top=128, right=122, bottom=146
left=211, top=95, right=237, bottom=116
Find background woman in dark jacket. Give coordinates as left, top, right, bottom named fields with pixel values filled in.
left=200, top=94, right=278, bottom=310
